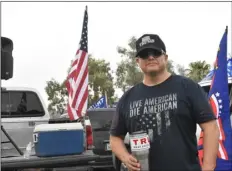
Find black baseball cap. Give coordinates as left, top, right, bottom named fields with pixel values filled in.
left=135, top=34, right=166, bottom=57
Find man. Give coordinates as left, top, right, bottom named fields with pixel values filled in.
left=110, top=34, right=220, bottom=171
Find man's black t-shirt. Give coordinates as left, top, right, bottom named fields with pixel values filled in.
left=110, top=75, right=216, bottom=171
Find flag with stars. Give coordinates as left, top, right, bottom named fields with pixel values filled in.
left=198, top=26, right=232, bottom=170
left=138, top=111, right=170, bottom=139
left=66, top=6, right=89, bottom=120
left=227, top=58, right=232, bottom=77
left=139, top=113, right=157, bottom=129
left=200, top=58, right=232, bottom=82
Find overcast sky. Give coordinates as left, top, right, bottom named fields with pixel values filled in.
left=1, top=2, right=231, bottom=106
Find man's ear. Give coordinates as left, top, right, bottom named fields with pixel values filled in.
left=136, top=57, right=140, bottom=64
left=165, top=54, right=168, bottom=61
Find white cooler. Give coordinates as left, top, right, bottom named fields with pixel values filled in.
left=33, top=122, right=84, bottom=157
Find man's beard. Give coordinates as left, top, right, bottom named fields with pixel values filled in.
left=144, top=65, right=166, bottom=77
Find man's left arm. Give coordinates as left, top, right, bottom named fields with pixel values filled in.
left=199, top=120, right=219, bottom=170
left=187, top=80, right=220, bottom=170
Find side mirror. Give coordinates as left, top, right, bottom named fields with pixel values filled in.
left=1, top=37, right=14, bottom=80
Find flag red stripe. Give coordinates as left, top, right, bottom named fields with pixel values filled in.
left=67, top=103, right=74, bottom=120
left=66, top=80, right=71, bottom=93
left=218, top=118, right=225, bottom=140
left=76, top=49, right=80, bottom=56
left=72, top=58, right=78, bottom=68
left=77, top=86, right=88, bottom=116
left=66, top=79, right=74, bottom=97
left=74, top=51, right=87, bottom=82
left=68, top=51, right=85, bottom=80
left=220, top=140, right=229, bottom=160
left=68, top=71, right=77, bottom=80
left=72, top=65, right=88, bottom=108
left=209, top=98, right=217, bottom=116
left=218, top=150, right=222, bottom=159
left=68, top=59, right=79, bottom=79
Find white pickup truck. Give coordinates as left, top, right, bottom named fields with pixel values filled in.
left=1, top=87, right=114, bottom=171
left=1, top=86, right=50, bottom=158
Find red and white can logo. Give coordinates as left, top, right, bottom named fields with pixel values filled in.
left=130, top=133, right=150, bottom=151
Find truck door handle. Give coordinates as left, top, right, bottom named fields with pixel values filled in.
left=29, top=121, right=35, bottom=126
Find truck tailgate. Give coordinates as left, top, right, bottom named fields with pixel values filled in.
left=87, top=108, right=115, bottom=156
left=2, top=151, right=99, bottom=169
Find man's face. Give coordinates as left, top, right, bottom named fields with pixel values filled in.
left=136, top=48, right=168, bottom=75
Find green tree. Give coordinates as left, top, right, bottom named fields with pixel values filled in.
left=88, top=56, right=115, bottom=105
left=45, top=55, right=115, bottom=115
left=115, top=37, right=143, bottom=92
left=186, top=60, right=211, bottom=82
left=45, top=78, right=67, bottom=117
left=116, top=36, right=176, bottom=92
left=167, top=60, right=175, bottom=75
left=176, top=64, right=187, bottom=76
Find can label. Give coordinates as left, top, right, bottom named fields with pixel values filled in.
left=130, top=133, right=150, bottom=151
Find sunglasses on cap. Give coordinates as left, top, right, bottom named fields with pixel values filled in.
left=138, top=49, right=165, bottom=59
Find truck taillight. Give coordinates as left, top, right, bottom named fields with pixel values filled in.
left=86, top=124, right=93, bottom=150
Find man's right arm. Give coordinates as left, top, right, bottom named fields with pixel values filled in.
left=109, top=98, right=130, bottom=163
left=110, top=135, right=131, bottom=163
left=110, top=134, right=140, bottom=171
left=110, top=95, right=141, bottom=171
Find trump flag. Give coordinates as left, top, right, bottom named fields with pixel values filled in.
left=89, top=96, right=107, bottom=109
left=198, top=26, right=232, bottom=170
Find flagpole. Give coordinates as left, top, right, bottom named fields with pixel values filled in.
left=81, top=5, right=88, bottom=150
left=105, top=91, right=108, bottom=108
left=84, top=5, right=88, bottom=150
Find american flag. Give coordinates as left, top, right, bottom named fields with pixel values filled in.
left=138, top=111, right=171, bottom=137
left=66, top=6, right=88, bottom=121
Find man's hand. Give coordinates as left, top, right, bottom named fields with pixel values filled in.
left=201, top=164, right=215, bottom=171
left=122, top=154, right=141, bottom=171
left=110, top=135, right=141, bottom=171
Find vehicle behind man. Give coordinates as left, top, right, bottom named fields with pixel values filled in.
left=87, top=108, right=115, bottom=156
left=1, top=87, right=50, bottom=158
left=60, top=108, right=115, bottom=156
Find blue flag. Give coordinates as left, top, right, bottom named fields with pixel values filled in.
left=198, top=26, right=232, bottom=170
left=201, top=58, right=232, bottom=82
left=227, top=58, right=232, bottom=77
left=89, top=96, right=107, bottom=109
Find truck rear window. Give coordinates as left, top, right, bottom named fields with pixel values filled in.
left=87, top=108, right=115, bottom=130
left=1, top=90, right=45, bottom=118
